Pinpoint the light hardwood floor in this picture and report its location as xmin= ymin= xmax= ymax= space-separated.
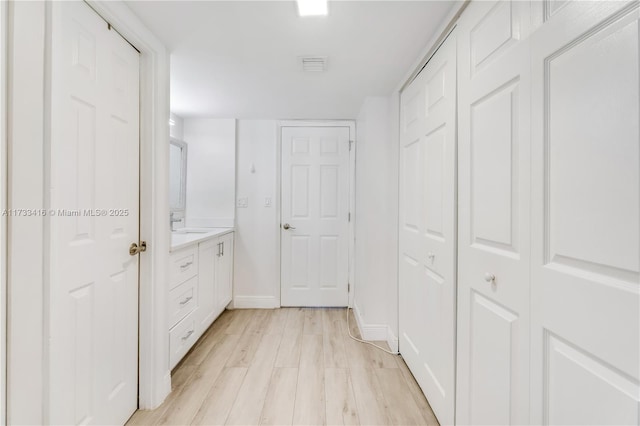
xmin=128 ymin=308 xmax=439 ymax=426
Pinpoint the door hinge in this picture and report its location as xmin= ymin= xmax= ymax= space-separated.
xmin=349 ymin=140 xmax=354 ymax=151
xmin=348 ymin=212 xmax=351 ymax=222
xmin=348 ymin=282 xmax=351 ymax=292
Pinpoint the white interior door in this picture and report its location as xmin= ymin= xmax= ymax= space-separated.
xmin=398 ymin=31 xmax=457 ymax=425
xmin=49 ymin=2 xmax=140 ymax=424
xmin=281 ymin=126 xmax=350 ymax=307
xmin=530 ymin=2 xmax=640 ymax=424
xmin=455 ymin=1 xmax=532 ymax=424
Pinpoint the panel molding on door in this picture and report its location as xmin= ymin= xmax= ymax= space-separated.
xmin=49 ymin=2 xmax=140 ymax=424
xmin=530 ymin=1 xmax=640 ymax=424
xmin=399 ymin=30 xmax=457 ymax=426
xmin=456 ymin=1 xmax=532 ymax=424
xmin=281 ymin=126 xmax=350 ymax=307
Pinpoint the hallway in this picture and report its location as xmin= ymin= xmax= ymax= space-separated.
xmin=128 ymin=308 xmax=439 ymax=425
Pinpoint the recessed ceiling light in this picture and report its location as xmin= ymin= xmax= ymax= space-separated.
xmin=296 ymin=0 xmax=328 ymax=16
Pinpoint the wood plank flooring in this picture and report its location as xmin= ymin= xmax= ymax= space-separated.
xmin=127 ymin=308 xmax=439 ymax=426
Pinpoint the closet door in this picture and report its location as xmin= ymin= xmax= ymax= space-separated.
xmin=530 ymin=2 xmax=640 ymax=424
xmin=49 ymin=2 xmax=140 ymax=424
xmin=399 ymin=31 xmax=457 ymax=425
xmin=456 ymin=1 xmax=532 ymax=424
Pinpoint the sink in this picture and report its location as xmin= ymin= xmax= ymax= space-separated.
xmin=173 ymin=228 xmax=213 ymax=234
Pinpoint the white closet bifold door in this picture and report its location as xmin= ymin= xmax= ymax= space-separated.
xmin=530 ymin=1 xmax=640 ymax=424
xmin=399 ymin=29 xmax=457 ymax=426
xmin=455 ymin=1 xmax=533 ymax=424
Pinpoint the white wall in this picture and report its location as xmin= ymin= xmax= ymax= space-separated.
xmin=231 ymin=113 xmax=400 ymax=332
xmin=387 ymin=91 xmax=400 ymax=344
xmin=353 ymin=96 xmax=399 ymax=350
xmin=183 ymin=118 xmax=236 ymax=228
xmin=231 ymin=112 xmax=400 ymax=351
xmin=233 ymin=120 xmax=280 ymax=308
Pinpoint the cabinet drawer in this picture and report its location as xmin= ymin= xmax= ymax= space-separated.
xmin=169 ymin=276 xmax=198 ymax=328
xmin=170 ymin=246 xmax=198 ymax=290
xmin=169 ymin=312 xmax=198 ymax=369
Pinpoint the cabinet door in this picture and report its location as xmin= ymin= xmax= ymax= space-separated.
xmin=456 ymin=1 xmax=533 ymax=424
xmin=217 ymin=233 xmax=234 ymax=311
xmin=198 ymin=239 xmax=217 ymax=331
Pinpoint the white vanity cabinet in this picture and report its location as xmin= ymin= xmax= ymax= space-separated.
xmin=197 ymin=232 xmax=234 ymax=332
xmin=168 ymin=245 xmax=200 ymax=368
xmin=197 ymin=239 xmax=218 ymax=332
xmin=216 ymin=232 xmax=234 ymax=313
xmin=169 ymin=230 xmax=234 ymax=369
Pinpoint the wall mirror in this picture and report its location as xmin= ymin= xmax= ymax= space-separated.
xmin=169 ymin=138 xmax=188 ymax=214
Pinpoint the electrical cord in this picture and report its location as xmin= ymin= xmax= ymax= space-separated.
xmin=345 ymin=306 xmax=399 ymax=356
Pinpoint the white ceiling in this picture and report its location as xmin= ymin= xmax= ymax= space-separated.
xmin=126 ymin=1 xmax=458 ymax=119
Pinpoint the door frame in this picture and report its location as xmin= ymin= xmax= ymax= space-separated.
xmin=277 ymin=120 xmax=356 ymax=308
xmin=5 ymin=1 xmax=171 ymax=423
xmin=0 ymin=1 xmax=7 ymax=423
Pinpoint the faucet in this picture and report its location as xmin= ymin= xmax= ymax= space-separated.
xmin=169 ymin=212 xmax=182 ymax=232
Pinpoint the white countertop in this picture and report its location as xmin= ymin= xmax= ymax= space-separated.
xmin=170 ymin=227 xmax=234 ymax=252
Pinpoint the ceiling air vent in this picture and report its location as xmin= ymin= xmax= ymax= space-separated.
xmin=300 ymin=56 xmax=327 ymax=72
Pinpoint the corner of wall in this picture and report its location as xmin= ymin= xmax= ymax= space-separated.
xmin=353 ymin=302 xmax=390 ymax=342
xmin=353 ymin=96 xmax=399 ymax=343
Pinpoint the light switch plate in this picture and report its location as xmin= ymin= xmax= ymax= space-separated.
xmin=264 ymin=197 xmax=272 ymax=207
xmin=237 ymin=197 xmax=248 ymax=208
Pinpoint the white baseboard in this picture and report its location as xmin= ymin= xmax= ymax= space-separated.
xmin=232 ymin=296 xmax=279 ymax=309
xmin=387 ymin=327 xmax=399 ymax=353
xmin=352 ymin=303 xmax=389 ymax=341
xmin=142 ymin=371 xmax=171 ymax=410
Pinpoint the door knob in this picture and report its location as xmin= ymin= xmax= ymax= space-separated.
xmin=484 ymin=273 xmax=496 ymax=283
xmin=129 ymin=241 xmax=147 ymax=256
xmin=283 ymin=223 xmax=296 ymax=230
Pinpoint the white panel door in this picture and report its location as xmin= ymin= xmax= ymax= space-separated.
xmin=281 ymin=126 xmax=350 ymax=307
xmin=456 ymin=1 xmax=533 ymax=424
xmin=399 ymin=32 xmax=456 ymax=425
xmin=530 ymin=2 xmax=640 ymax=424
xmin=49 ymin=2 xmax=139 ymax=424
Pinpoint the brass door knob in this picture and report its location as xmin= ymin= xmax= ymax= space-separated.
xmin=129 ymin=241 xmax=147 ymax=256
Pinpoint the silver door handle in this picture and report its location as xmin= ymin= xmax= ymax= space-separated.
xmin=283 ymin=223 xmax=296 ymax=230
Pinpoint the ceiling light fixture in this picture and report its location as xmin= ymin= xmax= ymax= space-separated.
xmin=296 ymin=0 xmax=328 ymax=16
